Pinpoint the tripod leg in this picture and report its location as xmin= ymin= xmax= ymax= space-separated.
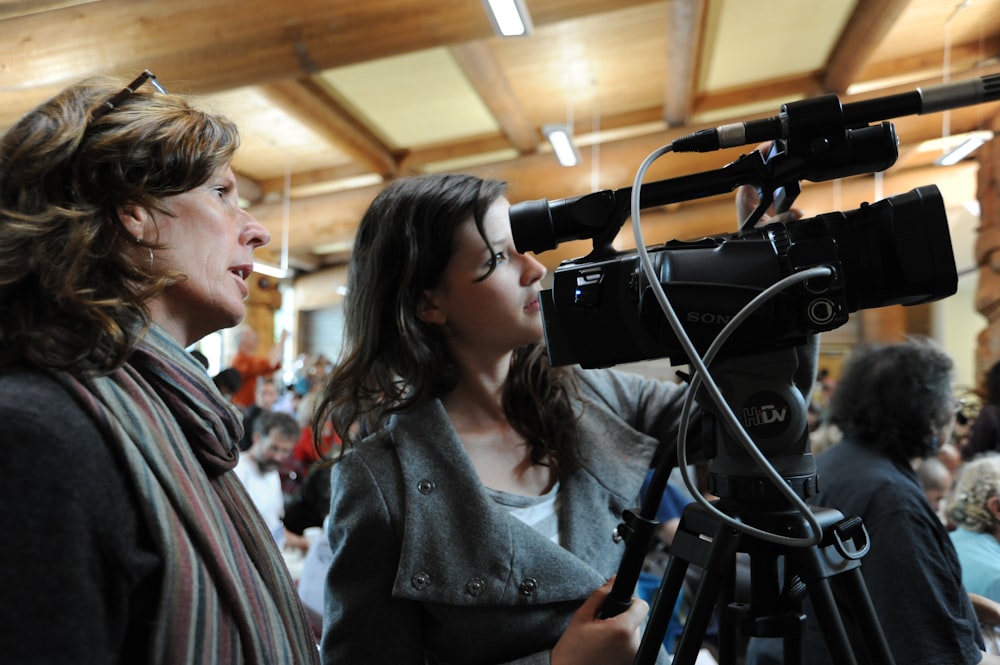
xmin=789 ymin=524 xmax=896 ymax=665
xmin=722 ymin=551 xmax=800 ymax=665
xmin=635 ymin=552 xmax=690 ymax=664
xmin=672 ymin=522 xmax=741 ymax=665
xmin=716 ymin=555 xmax=738 ymax=664
xmin=839 ymin=567 xmax=894 ymax=663
xmin=799 ymin=574 xmax=859 ymax=665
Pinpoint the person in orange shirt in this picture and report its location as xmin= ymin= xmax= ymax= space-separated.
xmin=231 ymin=325 xmax=287 ymax=410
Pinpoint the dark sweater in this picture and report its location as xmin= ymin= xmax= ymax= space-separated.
xmin=748 ymin=438 xmax=983 ymax=665
xmin=0 ymin=371 xmax=162 ymax=664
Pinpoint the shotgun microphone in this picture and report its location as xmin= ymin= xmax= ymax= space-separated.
xmin=673 ymin=74 xmax=1000 ymax=153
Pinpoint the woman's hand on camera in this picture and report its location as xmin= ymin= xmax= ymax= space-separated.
xmin=551 ymin=577 xmax=648 ymax=665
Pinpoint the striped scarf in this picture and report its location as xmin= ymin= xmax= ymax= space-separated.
xmin=59 ymin=326 xmax=319 ymax=665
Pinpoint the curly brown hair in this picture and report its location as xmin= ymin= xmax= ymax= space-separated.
xmin=0 ymin=74 xmax=240 ymax=375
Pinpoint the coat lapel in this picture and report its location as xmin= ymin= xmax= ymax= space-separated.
xmin=389 ymin=400 xmax=602 ymax=606
xmin=388 ymin=395 xmax=657 ymax=607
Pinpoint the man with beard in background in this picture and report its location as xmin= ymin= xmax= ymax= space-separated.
xmin=235 ymin=410 xmax=301 ymax=547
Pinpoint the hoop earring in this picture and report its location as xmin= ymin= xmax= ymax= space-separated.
xmin=135 ymin=235 xmax=153 ymax=268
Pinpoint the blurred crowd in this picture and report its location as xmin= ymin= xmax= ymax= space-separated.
xmin=201 ymin=327 xmax=340 ymax=631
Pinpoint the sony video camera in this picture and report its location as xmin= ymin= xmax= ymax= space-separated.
xmin=512 ymin=182 xmax=956 ymax=369
xmin=510 ymin=92 xmax=963 ymax=369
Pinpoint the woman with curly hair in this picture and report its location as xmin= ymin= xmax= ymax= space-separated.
xmin=0 ymin=72 xmax=318 ymax=664
xmin=749 ymin=337 xmax=996 ymax=665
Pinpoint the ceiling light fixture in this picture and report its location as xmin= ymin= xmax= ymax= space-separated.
xmin=482 ymin=0 xmax=533 ymax=37
xmin=543 ymin=124 xmax=580 ymax=167
xmin=935 ymin=132 xmax=993 ymax=166
xmin=253 ymin=261 xmax=291 ymax=279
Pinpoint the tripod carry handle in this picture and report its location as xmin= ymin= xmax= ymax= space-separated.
xmin=832 ymin=515 xmax=870 ymax=560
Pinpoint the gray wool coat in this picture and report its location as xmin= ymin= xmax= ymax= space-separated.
xmin=319 ymin=367 xmax=686 ymax=665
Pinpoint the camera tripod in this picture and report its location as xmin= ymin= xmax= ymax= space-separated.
xmin=597 ymin=347 xmax=896 ymax=665
xmin=632 ymin=495 xmax=895 ymax=665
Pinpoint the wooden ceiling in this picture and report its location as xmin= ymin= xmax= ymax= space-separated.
xmin=3 ymin=0 xmax=1000 ymax=275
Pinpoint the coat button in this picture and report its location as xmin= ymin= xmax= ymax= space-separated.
xmin=417 ymin=479 xmax=435 ymax=495
xmin=411 ymin=572 xmax=431 ymax=590
xmin=519 ymin=577 xmax=538 ymax=596
xmin=466 ymin=577 xmax=486 ymax=596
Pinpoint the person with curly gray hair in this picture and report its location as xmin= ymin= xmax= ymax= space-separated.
xmin=748 ymin=337 xmax=997 ymax=665
xmin=949 ymin=454 xmax=1000 ymax=602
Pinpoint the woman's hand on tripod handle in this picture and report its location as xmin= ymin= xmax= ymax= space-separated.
xmin=550 ymin=577 xmax=648 ymax=665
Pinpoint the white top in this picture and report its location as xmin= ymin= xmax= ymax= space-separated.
xmin=487 ymin=481 xmax=561 ymax=545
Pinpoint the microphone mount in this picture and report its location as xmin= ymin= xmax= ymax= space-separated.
xmin=673 ymin=74 xmax=1000 ymax=153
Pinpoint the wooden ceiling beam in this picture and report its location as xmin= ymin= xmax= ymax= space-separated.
xmin=857 ymin=38 xmax=1000 ymax=85
xmin=257 ymin=163 xmax=384 ymax=200
xmin=267 ymin=59 xmax=1000 ymax=223
xmin=693 ymin=73 xmax=825 ymax=115
xmin=450 ymin=42 xmax=540 ymax=154
xmin=823 ymin=0 xmax=913 ymax=94
xmin=663 ymin=0 xmax=705 ymax=127
xmin=402 ymin=107 xmax=671 ymax=172
xmin=250 ymin=96 xmax=998 ymax=267
xmin=400 ymin=132 xmax=514 ymax=171
xmin=260 ymin=77 xmax=399 ymax=178
xmin=0 ymin=0 xmax=98 ymax=20
xmin=0 ymin=0 xmax=653 ymax=130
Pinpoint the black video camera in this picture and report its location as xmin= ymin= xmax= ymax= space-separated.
xmin=509 ymin=92 xmax=961 ymax=369
xmin=512 ymin=184 xmax=957 ymax=368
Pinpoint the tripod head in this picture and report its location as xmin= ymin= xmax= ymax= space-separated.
xmin=695 ymin=345 xmax=816 ymax=507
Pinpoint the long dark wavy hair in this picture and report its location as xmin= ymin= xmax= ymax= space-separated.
xmin=0 ymin=74 xmax=240 ymax=375
xmin=830 ymin=336 xmax=955 ymax=461
xmin=313 ymin=173 xmax=581 ymax=472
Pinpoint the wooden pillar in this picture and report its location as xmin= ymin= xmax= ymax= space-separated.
xmin=975 ymin=114 xmax=1000 ymax=394
xmin=858 ymin=305 xmax=907 ymax=343
xmin=244 ymin=272 xmax=283 ymax=354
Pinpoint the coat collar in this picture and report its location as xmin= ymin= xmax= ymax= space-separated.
xmin=386 ymin=397 xmax=655 ymax=607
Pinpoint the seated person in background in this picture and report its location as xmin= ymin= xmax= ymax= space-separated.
xmin=234 ymin=410 xmax=305 ymax=549
xmin=948 ymin=454 xmax=1000 ymax=602
xmin=956 ymin=406 xmax=974 ymax=453
xmin=918 ymin=455 xmax=955 ymax=525
xmin=240 ymin=376 xmax=280 ymax=451
xmin=213 ymin=367 xmax=243 ymax=402
xmin=189 ymin=348 xmax=210 ymax=371
xmin=948 ymin=454 xmax=1000 ymax=652
xmin=747 ymin=337 xmax=997 ymax=665
xmin=964 ymin=361 xmax=1000 ymax=462
xmin=284 ymin=462 xmax=333 ymax=538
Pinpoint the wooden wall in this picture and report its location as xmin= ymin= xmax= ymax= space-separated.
xmin=975 ymin=114 xmax=1000 ymax=394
